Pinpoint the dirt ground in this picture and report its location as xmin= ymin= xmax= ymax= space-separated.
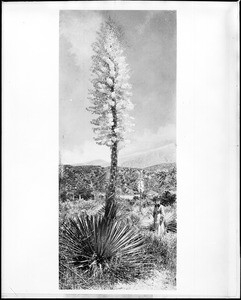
xmin=114 ymin=269 xmax=176 ymax=290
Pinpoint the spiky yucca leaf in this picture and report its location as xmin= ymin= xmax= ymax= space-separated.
xmin=60 ymin=212 xmax=146 ymax=278
xmin=164 ymin=212 xmax=177 ymax=233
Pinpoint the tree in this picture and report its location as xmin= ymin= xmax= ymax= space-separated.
xmin=87 ymin=17 xmax=134 ymax=218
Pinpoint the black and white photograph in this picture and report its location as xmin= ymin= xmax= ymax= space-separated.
xmin=2 ymin=2 xmax=239 ymax=298
xmin=59 ymin=10 xmax=177 ymax=290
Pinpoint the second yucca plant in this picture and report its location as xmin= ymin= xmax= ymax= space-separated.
xmin=164 ymin=211 xmax=177 ymax=233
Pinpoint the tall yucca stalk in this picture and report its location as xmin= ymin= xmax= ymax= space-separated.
xmin=87 ymin=17 xmax=134 ymax=219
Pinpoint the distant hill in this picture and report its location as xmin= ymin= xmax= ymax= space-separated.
xmin=145 ymin=162 xmax=176 ymax=172
xmin=59 ymin=161 xmax=176 ymax=202
xmin=72 ymin=159 xmax=110 ymax=168
xmin=119 ymin=143 xmax=176 ymax=169
xmin=68 ymin=143 xmax=176 ymax=169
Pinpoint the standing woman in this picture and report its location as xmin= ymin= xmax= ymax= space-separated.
xmin=153 ymin=198 xmax=166 ymax=237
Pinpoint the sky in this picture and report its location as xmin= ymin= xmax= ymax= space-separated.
xmin=59 ymin=10 xmax=176 ymax=164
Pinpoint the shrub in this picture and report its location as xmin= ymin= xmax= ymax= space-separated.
xmin=59 ymin=199 xmax=105 ymax=226
xmin=141 ymin=197 xmax=153 ymax=208
xmin=161 ymin=191 xmax=176 ymax=206
xmin=127 ymin=198 xmax=135 ymax=206
xmin=60 ymin=213 xmax=152 ymax=286
xmin=60 ymin=191 xmax=67 ymax=202
xmin=77 ymin=187 xmax=94 ymax=200
xmin=127 ymin=212 xmax=141 ymax=227
xmin=143 ymin=232 xmax=177 ymax=272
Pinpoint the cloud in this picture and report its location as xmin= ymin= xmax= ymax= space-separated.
xmin=60 ymin=11 xmax=103 ymax=67
xmin=120 ymin=123 xmax=176 ymax=158
xmin=61 ymin=140 xmax=110 ymax=165
xmin=61 ymin=124 xmax=176 ymax=164
xmin=59 ymin=11 xmax=176 ymax=165
xmin=136 ymin=11 xmax=155 ymax=35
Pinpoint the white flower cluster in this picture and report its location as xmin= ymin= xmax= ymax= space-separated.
xmin=87 ymin=19 xmax=135 ymax=148
xmin=106 ymin=77 xmax=114 ymax=86
xmin=107 ymin=99 xmax=115 ymax=106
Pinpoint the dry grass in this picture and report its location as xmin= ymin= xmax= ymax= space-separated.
xmin=59 ymin=196 xmax=176 ymax=290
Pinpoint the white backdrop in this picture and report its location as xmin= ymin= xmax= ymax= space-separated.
xmin=2 ymin=1 xmax=239 ymax=298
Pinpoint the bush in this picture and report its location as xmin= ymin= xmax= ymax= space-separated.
xmin=60 ymin=191 xmax=67 ymax=202
xmin=77 ymin=187 xmax=94 ymax=200
xmin=127 ymin=198 xmax=135 ymax=205
xmin=128 ymin=212 xmax=141 ymax=227
xmin=161 ymin=191 xmax=176 ymax=206
xmin=141 ymin=197 xmax=153 ymax=208
xmin=143 ymin=232 xmax=177 ymax=272
xmin=59 ymin=199 xmax=105 ymax=226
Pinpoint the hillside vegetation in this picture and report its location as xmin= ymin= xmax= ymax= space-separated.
xmin=59 ymin=163 xmax=176 ymax=202
xmin=59 ymin=163 xmax=177 ymax=290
